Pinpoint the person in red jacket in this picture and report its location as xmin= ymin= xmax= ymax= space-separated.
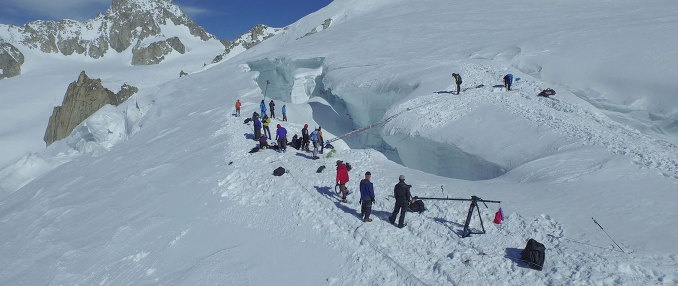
xmin=336 ymin=160 xmax=350 ymax=203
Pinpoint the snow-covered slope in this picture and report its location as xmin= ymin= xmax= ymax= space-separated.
xmin=1 ymin=0 xmax=677 ymax=285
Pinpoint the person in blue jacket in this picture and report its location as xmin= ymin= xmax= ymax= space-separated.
xmin=260 ymin=99 xmax=267 ymax=118
xmin=503 ymin=74 xmax=514 ymax=91
xmin=359 ymin=171 xmax=375 ymax=222
xmin=253 ymin=115 xmax=262 ymax=140
xmin=281 ymin=105 xmax=287 ymax=121
xmin=275 ymin=124 xmax=287 ymax=152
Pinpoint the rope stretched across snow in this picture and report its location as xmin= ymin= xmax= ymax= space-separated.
xmin=325 ymin=107 xmax=415 ymax=145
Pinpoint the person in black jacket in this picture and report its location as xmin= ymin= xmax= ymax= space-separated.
xmin=389 ymin=175 xmax=411 ymax=228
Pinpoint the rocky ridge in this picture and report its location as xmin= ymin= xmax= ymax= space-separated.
xmin=0 ymin=0 xmax=217 ymax=68
xmin=212 ymin=24 xmax=284 ymax=64
xmin=0 ymin=41 xmax=24 ymax=79
xmin=44 ymin=71 xmax=138 ymax=146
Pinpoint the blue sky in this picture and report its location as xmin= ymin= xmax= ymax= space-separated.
xmin=0 ymin=0 xmax=333 ymax=40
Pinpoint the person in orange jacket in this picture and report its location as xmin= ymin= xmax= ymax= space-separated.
xmin=235 ymin=99 xmax=241 ymax=117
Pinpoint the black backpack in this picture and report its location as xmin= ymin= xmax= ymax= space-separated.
xmin=538 ymin=88 xmax=556 ymax=97
xmin=273 ymin=167 xmax=286 ymax=176
xmin=346 ymin=162 xmax=352 ymax=171
xmin=409 ymin=200 xmax=425 ymax=213
xmin=521 ymin=239 xmax=545 ymax=270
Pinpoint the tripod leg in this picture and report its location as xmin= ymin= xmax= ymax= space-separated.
xmin=476 ymin=203 xmax=486 ymax=234
xmin=462 ymin=200 xmax=477 ymax=237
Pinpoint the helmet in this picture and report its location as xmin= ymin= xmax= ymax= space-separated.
xmin=277 ymin=124 xmax=281 ymax=128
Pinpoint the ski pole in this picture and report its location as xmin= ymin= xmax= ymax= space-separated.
xmin=263 ymin=80 xmax=270 ymax=100
xmin=592 ymin=217 xmax=625 ymax=253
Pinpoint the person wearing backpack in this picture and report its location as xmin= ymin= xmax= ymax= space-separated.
xmin=359 ymin=171 xmax=375 ymax=222
xmin=389 ymin=175 xmax=412 ymax=228
xmin=262 ymin=115 xmax=272 ymax=139
xmin=235 ymin=99 xmax=241 ymax=117
xmin=452 ymin=73 xmax=462 ymax=95
xmin=503 ymin=74 xmax=514 ymax=91
xmin=336 ymin=160 xmax=350 ymax=203
xmin=253 ymin=114 xmax=262 ymax=140
xmin=269 ymin=100 xmax=276 ymax=119
xmin=275 ymin=124 xmax=287 ymax=152
xmin=310 ymin=128 xmax=320 ymax=159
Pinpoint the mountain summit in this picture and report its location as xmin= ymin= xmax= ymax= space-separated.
xmin=0 ymin=0 xmax=218 ymax=66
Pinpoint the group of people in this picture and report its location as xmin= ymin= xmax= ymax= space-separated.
xmin=243 ymin=99 xmax=327 ymax=158
xmin=251 ymin=111 xmax=288 ymax=152
xmin=338 ymin=160 xmax=415 ymax=228
xmin=450 ymin=72 xmax=515 ymax=94
xmin=300 ymin=124 xmax=325 ymax=159
xmin=235 ymin=99 xmax=287 ymax=121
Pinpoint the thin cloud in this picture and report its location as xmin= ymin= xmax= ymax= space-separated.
xmin=3 ymin=0 xmax=109 ymax=21
xmin=176 ymin=4 xmax=213 ymax=19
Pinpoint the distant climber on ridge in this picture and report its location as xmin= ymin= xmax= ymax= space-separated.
xmin=452 ymin=73 xmax=462 ymax=95
xmin=503 ymin=74 xmax=513 ymax=91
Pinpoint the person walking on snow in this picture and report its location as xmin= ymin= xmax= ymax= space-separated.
xmin=260 ymin=99 xmax=267 ymax=118
xmin=281 ymin=105 xmax=287 ymax=121
xmin=503 ymin=74 xmax=514 ymax=91
xmin=253 ymin=114 xmax=262 ymax=140
xmin=389 ymin=175 xmax=412 ymax=228
xmin=235 ymin=99 xmax=241 ymax=117
xmin=275 ymin=124 xmax=287 ymax=152
xmin=336 ymin=160 xmax=350 ymax=203
xmin=452 ymin=73 xmax=462 ymax=95
xmin=262 ymin=115 xmax=272 ymax=139
xmin=310 ymin=128 xmax=320 ymax=159
xmin=269 ymin=100 xmax=276 ymax=119
xmin=359 ymin=171 xmax=375 ymax=222
xmin=301 ymin=124 xmax=310 ymax=152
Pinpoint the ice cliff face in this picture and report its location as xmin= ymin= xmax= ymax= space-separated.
xmin=0 ymin=0 xmax=217 ymax=67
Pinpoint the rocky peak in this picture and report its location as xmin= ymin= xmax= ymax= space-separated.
xmin=44 ymin=71 xmax=138 ymax=146
xmin=212 ymin=24 xmax=284 ymax=63
xmin=0 ymin=42 xmax=24 ymax=79
xmin=0 ymin=0 xmax=216 ymax=70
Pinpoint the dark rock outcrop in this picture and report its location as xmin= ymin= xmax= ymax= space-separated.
xmin=44 ymin=71 xmax=138 ymax=146
xmin=0 ymin=43 xmax=25 ymax=79
xmin=132 ymin=36 xmax=185 ymax=65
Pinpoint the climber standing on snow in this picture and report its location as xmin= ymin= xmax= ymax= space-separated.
xmin=253 ymin=114 xmax=262 ymax=140
xmin=336 ymin=160 xmax=350 ymax=203
xmin=503 ymin=74 xmax=514 ymax=91
xmin=452 ymin=73 xmax=462 ymax=95
xmin=359 ymin=171 xmax=375 ymax=222
xmin=235 ymin=99 xmax=241 ymax=117
xmin=260 ymin=99 xmax=267 ymax=118
xmin=262 ymin=115 xmax=272 ymax=139
xmin=301 ymin=124 xmax=310 ymax=152
xmin=389 ymin=175 xmax=412 ymax=228
xmin=281 ymin=105 xmax=287 ymax=121
xmin=310 ymin=128 xmax=320 ymax=159
xmin=269 ymin=100 xmax=276 ymax=119
xmin=275 ymin=124 xmax=287 ymax=152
